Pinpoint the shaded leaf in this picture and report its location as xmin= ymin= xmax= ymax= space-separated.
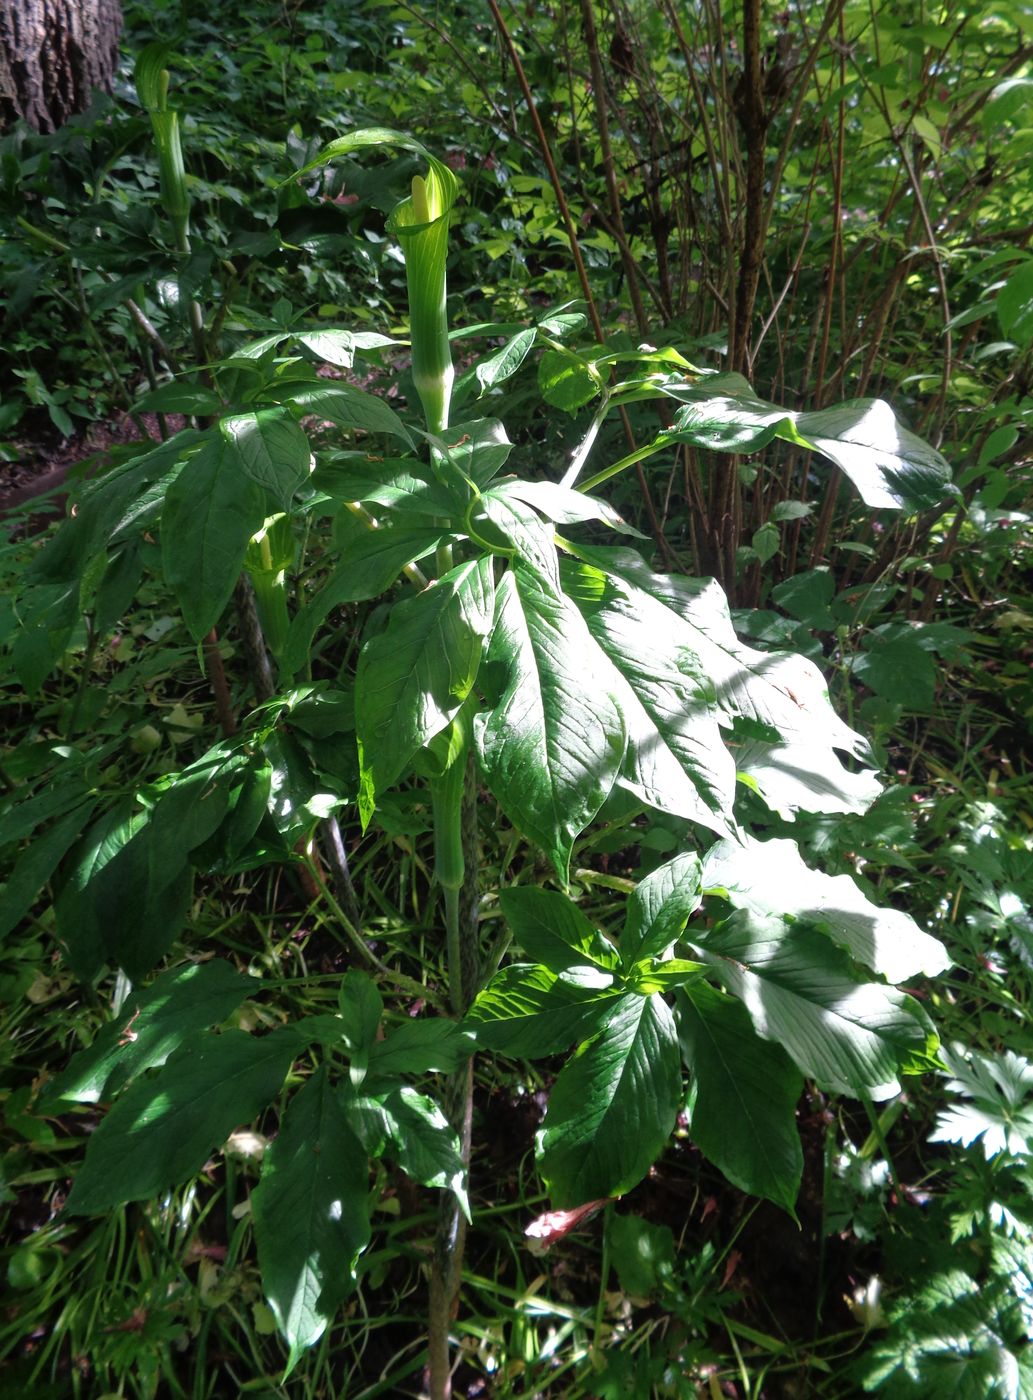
xmin=538 ymin=993 xmax=681 ymax=1207
xmin=253 ymin=1067 xmax=371 ymax=1368
xmin=65 ymin=1029 xmax=297 ymax=1214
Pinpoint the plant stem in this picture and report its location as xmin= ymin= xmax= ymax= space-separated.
xmin=202 ymin=629 xmax=237 ymax=737
xmin=427 ymin=750 xmax=480 ymax=1400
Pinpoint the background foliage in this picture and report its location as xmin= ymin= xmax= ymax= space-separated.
xmin=1 ymin=0 xmax=1032 ymax=1396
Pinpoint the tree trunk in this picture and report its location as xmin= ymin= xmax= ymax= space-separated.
xmin=0 ymin=0 xmax=122 ymax=134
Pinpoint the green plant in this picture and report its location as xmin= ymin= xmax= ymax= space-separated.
xmin=2 ymin=121 xmax=961 ymax=1399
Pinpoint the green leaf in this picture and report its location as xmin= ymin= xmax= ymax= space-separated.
xmin=65 ymin=1029 xmax=297 ymax=1214
xmin=538 ymin=993 xmax=681 ymax=1207
xmin=253 ymin=1066 xmax=371 ymax=1369
xmin=54 ymin=803 xmax=193 ymax=982
xmin=281 ymin=517 xmax=445 ymax=679
xmin=733 ymin=735 xmax=883 ymax=821
xmin=435 ymin=418 xmax=513 ymax=487
xmin=458 ymin=326 xmax=536 ymax=399
xmin=0 ymin=804 xmax=96 ymax=944
xmin=607 ymin=1213 xmax=676 ymax=1300
xmin=356 ymin=557 xmax=494 ymax=820
xmin=499 ymin=886 xmax=618 ymax=972
xmin=996 ymin=260 xmax=1033 ymax=347
xmin=678 ymin=983 xmax=803 ymax=1213
xmin=692 ymin=911 xmax=938 ymax=1100
xmin=220 ymin=409 xmax=312 ymax=511
xmin=296 ymin=329 xmax=397 ymax=366
xmin=703 ymin=835 xmax=949 ymax=981
xmin=367 ymin=1018 xmax=473 ymax=1076
xmin=284 ymin=383 xmax=413 ymax=446
xmin=465 ymin=963 xmax=621 ymax=1057
xmin=338 ymin=970 xmax=383 ymax=1083
xmin=473 ymin=489 xmax=561 ymax=588
xmin=538 ymin=349 xmax=601 ymax=412
xmin=623 ymin=853 xmax=702 ymax=964
xmin=654 ymin=373 xmax=954 ymax=511
xmin=360 ymin=1085 xmax=469 ymax=1217
xmin=571 ymin=545 xmax=869 ymax=762
xmin=39 ymin=960 xmax=259 ymax=1106
xmin=134 ymin=381 xmax=223 ymax=416
xmin=312 ymin=455 xmax=458 ymax=518
xmin=162 ymin=436 xmax=268 ymax=641
xmin=486 ymin=479 xmax=641 ymax=534
xmin=475 ymin=566 xmax=627 ymax=882
xmin=0 ymin=778 xmax=92 ymax=846
xmin=562 ymin=558 xmax=736 ymax=833
xmin=861 ymin=1269 xmax=1033 ymax=1398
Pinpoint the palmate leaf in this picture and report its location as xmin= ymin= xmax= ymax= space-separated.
xmin=861 ymin=1268 xmax=1033 ymax=1398
xmin=930 ymin=1043 xmax=1033 ymax=1159
xmin=691 ymin=911 xmax=938 ymax=1100
xmin=474 ymin=565 xmax=627 ymax=882
xmin=252 ymin=1066 xmax=371 ymax=1370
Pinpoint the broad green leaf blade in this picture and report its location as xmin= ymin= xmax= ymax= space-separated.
xmin=678 ymin=983 xmax=803 ymax=1213
xmin=703 ymin=835 xmax=950 ymax=982
xmin=499 ymin=886 xmax=618 ymax=972
xmin=474 ymin=489 xmax=561 ymax=589
xmin=474 ymin=566 xmax=627 ymax=882
xmin=220 ymin=409 xmax=312 ymax=511
xmin=39 ymin=961 xmax=259 ymax=1106
xmin=338 ymin=969 xmax=382 ymax=1084
xmin=571 ymin=546 xmax=870 ymax=761
xmin=281 ymin=517 xmax=445 ymax=679
xmin=367 ymin=1019 xmax=473 ymax=1076
xmin=734 ymin=736 xmax=882 ymax=821
xmin=434 ymin=418 xmax=513 ymax=487
xmin=366 ymin=1085 xmax=469 ymax=1217
xmin=28 ymin=427 xmax=205 ymax=589
xmin=691 ymin=912 xmax=938 ymax=1100
xmin=0 ymin=803 xmax=95 ymax=944
xmin=252 ymin=1066 xmax=371 ymax=1368
xmin=284 ymin=383 xmax=413 ymax=446
xmin=795 ymin=399 xmax=955 ymax=512
xmin=653 ymin=373 xmax=954 ymax=511
xmin=0 ymin=778 xmax=92 ymax=846
xmin=538 ymin=993 xmax=681 ymax=1207
xmin=65 ymin=1029 xmax=297 ymax=1215
xmin=489 ymin=479 xmax=642 ymax=535
xmin=465 ymin=963 xmax=621 ymax=1058
xmin=296 ymin=329 xmax=398 ymax=365
xmin=623 ymin=853 xmax=702 ymax=964
xmin=54 ymin=802 xmax=193 ymax=982
xmin=356 ymin=557 xmax=494 ymax=818
xmin=162 ymin=436 xmax=268 ymax=641
xmin=311 ymin=455 xmax=458 ymax=517
xmin=562 ymin=558 xmax=736 ymax=834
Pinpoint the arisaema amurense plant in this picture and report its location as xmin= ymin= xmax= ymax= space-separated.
xmin=13 ymin=128 xmax=957 ymax=1398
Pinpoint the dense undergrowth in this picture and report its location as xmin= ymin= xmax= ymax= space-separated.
xmin=1 ymin=1 xmax=1032 ymax=1397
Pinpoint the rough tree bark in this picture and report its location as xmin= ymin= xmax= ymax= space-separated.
xmin=0 ymin=0 xmax=122 ymax=134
